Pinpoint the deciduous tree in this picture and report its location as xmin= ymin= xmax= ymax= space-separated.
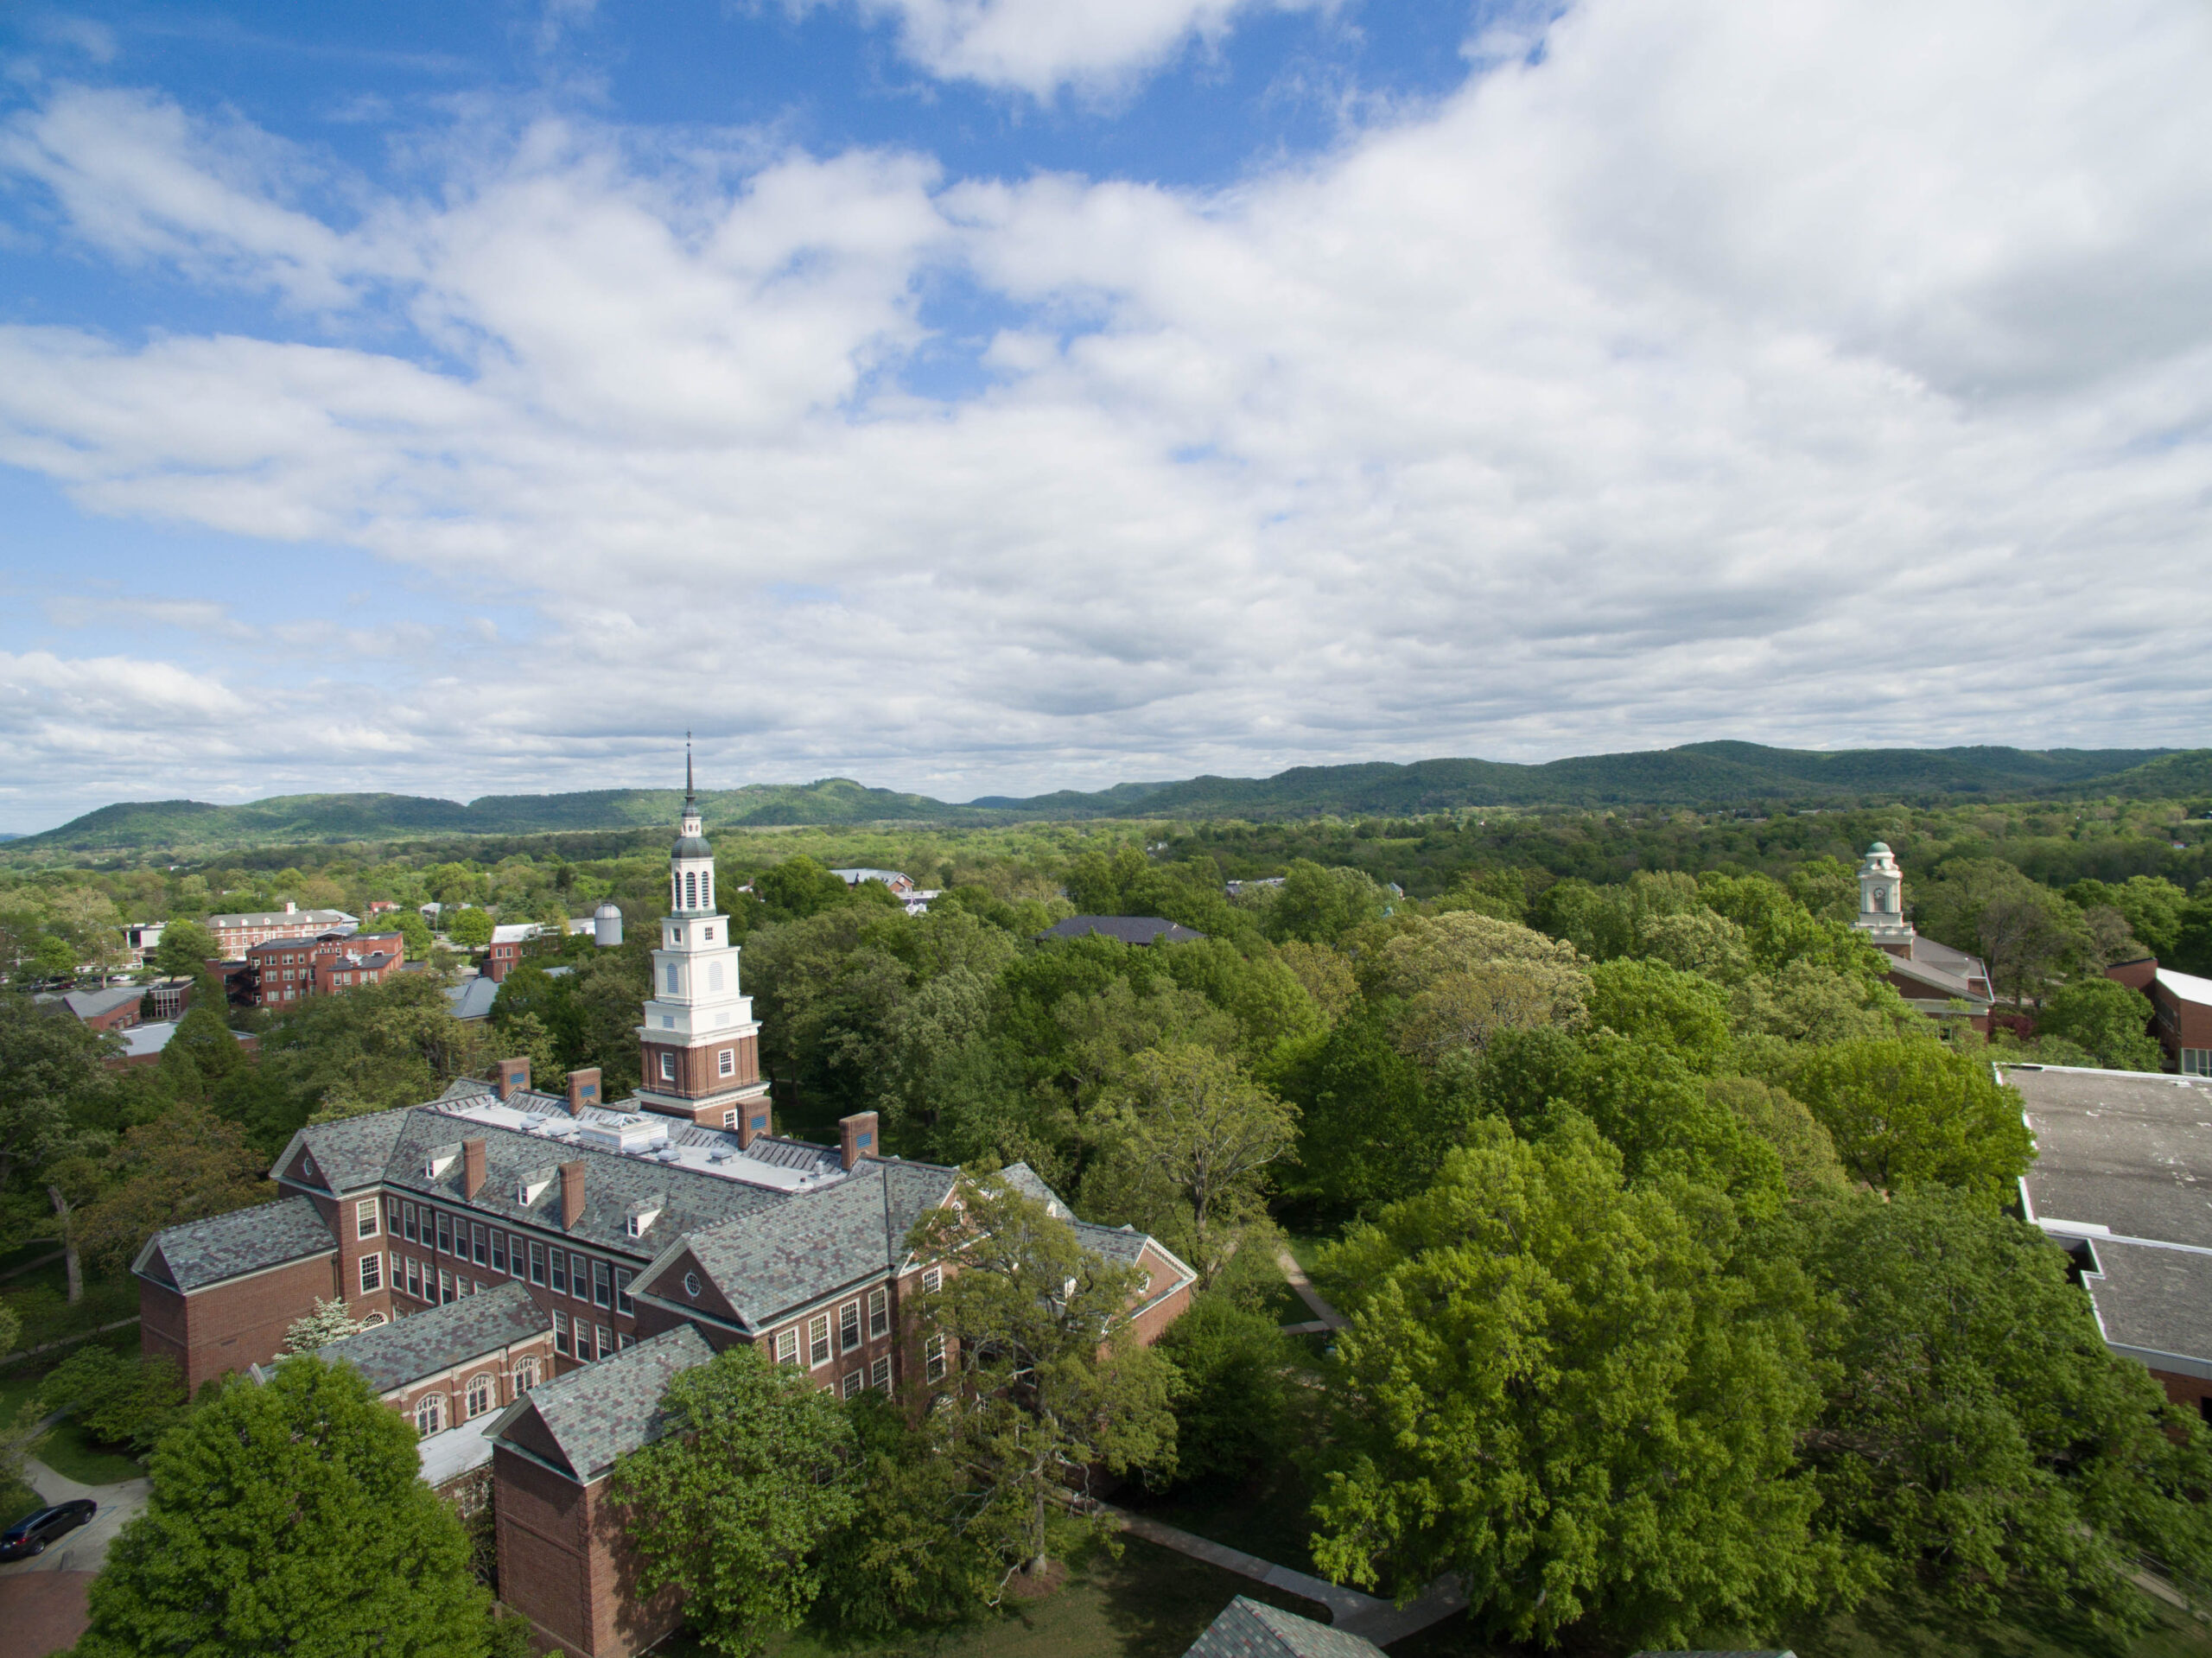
xmin=2033 ymin=978 xmax=2163 ymax=1071
xmin=1783 ymin=1039 xmax=2035 ymax=1204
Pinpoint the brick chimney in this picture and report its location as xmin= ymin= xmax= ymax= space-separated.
xmin=495 ymin=1057 xmax=530 ymax=1102
xmin=838 ymin=1111 xmax=879 ymax=1172
xmin=736 ymin=1103 xmax=771 ymax=1151
xmin=560 ymin=1160 xmax=587 ymax=1229
xmin=462 ymin=1137 xmax=486 ymax=1200
xmin=566 ymin=1067 xmax=601 ymax=1115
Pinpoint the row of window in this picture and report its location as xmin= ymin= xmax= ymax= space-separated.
xmin=385 ymin=1199 xmax=633 ymax=1313
xmin=387 ymin=1253 xmax=636 ymax=1367
xmin=412 ymin=1360 xmax=541 ymax=1438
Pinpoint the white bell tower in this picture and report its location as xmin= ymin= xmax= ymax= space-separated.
xmin=632 ymin=737 xmax=773 ymax=1136
xmin=1853 ymin=841 xmax=1916 ymax=953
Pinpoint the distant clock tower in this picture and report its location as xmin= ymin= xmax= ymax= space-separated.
xmin=1853 ymin=840 xmax=1916 ymax=955
xmin=632 ymin=740 xmax=773 ymax=1139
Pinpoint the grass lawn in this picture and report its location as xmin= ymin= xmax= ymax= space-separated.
xmin=670 ymin=1531 xmax=1329 ymax=1658
xmin=1389 ymin=1580 xmax=2212 ymax=1658
xmin=0 ymin=1324 xmax=149 ymax=1488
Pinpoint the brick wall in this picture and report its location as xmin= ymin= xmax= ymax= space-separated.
xmin=637 ymin=1034 xmax=760 ymax=1100
xmin=493 ymin=1447 xmax=685 ymax=1658
xmin=142 ymin=1252 xmax=340 ymax=1392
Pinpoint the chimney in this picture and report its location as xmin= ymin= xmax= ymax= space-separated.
xmin=736 ymin=1103 xmax=771 ymax=1151
xmin=561 ymin=1160 xmax=587 ymax=1230
xmin=283 ymin=900 xmax=296 ymax=914
xmin=495 ymin=1057 xmax=531 ymax=1102
xmin=566 ymin=1067 xmax=601 ymax=1115
xmin=462 ymin=1138 xmax=486 ymax=1200
xmin=838 ymin=1111 xmax=879 ymax=1172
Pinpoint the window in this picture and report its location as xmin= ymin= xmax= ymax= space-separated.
xmin=355 ymin=1199 xmax=379 ymax=1240
xmin=361 ymin=1311 xmax=385 ymax=1327
xmin=868 ymin=1287 xmax=889 ymax=1339
xmin=808 ymin=1315 xmax=831 ymax=1368
xmin=722 ymin=1109 xmax=737 ymax=1128
xmin=598 ymin=1325 xmax=613 ymax=1360
xmin=415 ymin=1394 xmax=445 ymax=1436
xmin=490 ymin=1231 xmax=506 ymax=1274
xmin=925 ymin=1334 xmax=947 ymax=1383
xmin=439 ymin=1269 xmax=454 ymax=1305
xmin=530 ymin=1242 xmax=546 ymax=1286
xmin=842 ymin=1371 xmax=864 ymax=1400
xmin=921 ymin=1267 xmax=942 ymax=1293
xmin=683 ymin=1271 xmax=702 ymax=1299
xmin=2186 ymin=1049 xmax=2211 ymax=1077
xmin=359 ymin=1253 xmax=383 ymax=1294
xmin=775 ymin=1329 xmax=800 ymax=1365
xmin=704 ymin=924 xmax=715 ymax=942
xmin=435 ymin=1211 xmax=453 ymax=1255
xmin=594 ymin=1260 xmax=613 ymax=1307
xmin=550 ymin=1250 xmax=567 ymax=1295
xmin=467 ymin=1374 xmax=493 ymax=1419
xmin=403 ymin=1203 xmax=418 ymax=1243
xmin=717 ymin=1047 xmax=735 ymax=1077
xmin=511 ymin=1233 xmax=526 ymax=1276
xmin=472 ymin=1224 xmax=489 ymax=1267
xmin=615 ymin=1268 xmax=634 ymax=1315
xmin=515 ymin=1356 xmax=541 ymax=1391
xmin=664 ymin=963 xmax=680 ymax=994
xmin=871 ymin=1356 xmax=893 ymax=1393
xmin=839 ymin=1301 xmax=861 ymax=1353
xmin=554 ymin=1310 xmax=570 ymax=1356
xmin=620 ymin=1333 xmax=634 ymax=1350
xmin=406 ymin=1256 xmax=422 ymax=1299
xmin=658 ymin=1051 xmax=676 ymax=1082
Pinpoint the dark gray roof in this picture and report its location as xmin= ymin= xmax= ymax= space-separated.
xmin=280 ymin=1110 xmax=412 ymax=1194
xmin=1073 ymin=1219 xmax=1149 ymax=1264
xmin=2081 ymin=1237 xmax=2212 ymax=1369
xmin=2012 ymin=1067 xmax=2212 ymax=1249
xmin=1040 ymin=916 xmax=1206 ymax=945
xmin=1184 ymin=1597 xmax=1385 ymax=1658
xmin=135 ymin=1196 xmax=334 ymax=1292
xmin=497 ymin=1324 xmax=713 ymax=1483
xmin=445 ymin=978 xmax=499 ymax=1021
xmin=682 ymin=1159 xmax=958 ymax=1328
xmin=319 ymin=1281 xmax=550 ymax=1393
xmin=58 ymin=986 xmax=144 ymax=1020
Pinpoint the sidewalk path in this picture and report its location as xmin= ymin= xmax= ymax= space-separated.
xmin=1 ymin=1449 xmax=150 ymax=1580
xmin=1277 ymin=1249 xmax=1348 ymax=1331
xmin=1098 ymin=1501 xmax=1465 ymax=1646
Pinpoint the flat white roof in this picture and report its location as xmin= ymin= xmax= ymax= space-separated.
xmin=2156 ymin=968 xmax=2212 ymax=1007
xmin=435 ymin=1097 xmax=845 ymax=1195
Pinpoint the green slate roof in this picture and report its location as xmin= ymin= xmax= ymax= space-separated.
xmin=133 ymin=1195 xmax=336 ymax=1293
xmin=1183 ymin=1598 xmax=1386 ymax=1658
xmin=493 ymin=1324 xmax=713 ymax=1483
xmin=318 ymin=1280 xmax=550 ymax=1393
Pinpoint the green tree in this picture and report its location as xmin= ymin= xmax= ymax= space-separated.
xmin=258 ymin=974 xmax=490 ymax=1122
xmin=394 ymin=910 xmax=435 ymax=961
xmin=1916 ymin=859 xmax=2094 ymax=1001
xmin=1081 ymin=1044 xmax=1298 ymax=1289
xmin=1267 ymin=860 xmax=1388 ymax=945
xmin=1274 ymin=1003 xmax=1452 ymax=1216
xmin=753 ymin=855 xmax=855 ymax=923
xmin=35 ymin=1346 xmax=187 ymax=1455
xmin=2034 ymin=978 xmax=2164 ymax=1071
xmin=1798 ymin=1190 xmax=2212 ymax=1623
xmin=1586 ymin=956 xmax=1733 ymax=1072
xmin=610 ymin=1344 xmax=859 ymax=1658
xmin=906 ymin=1175 xmax=1179 ymax=1572
xmin=1704 ymin=1076 xmax=1848 ymax=1199
xmin=1358 ymin=912 xmax=1591 ymax=1066
xmin=150 ymin=918 xmax=219 ymax=978
xmin=1311 ymin=1117 xmax=1832 ymax=1648
xmin=77 ymin=1102 xmax=270 ymax=1274
xmin=817 ymin=1394 xmax=1001 ymax=1634
xmin=1784 ymin=1039 xmax=2036 ymax=1204
xmin=0 ymin=993 xmax=115 ymax=1191
xmin=446 ymin=906 xmax=495 ymax=948
xmin=1154 ymin=1296 xmax=1295 ymax=1490
xmin=75 ymin=1356 xmax=507 ymax=1658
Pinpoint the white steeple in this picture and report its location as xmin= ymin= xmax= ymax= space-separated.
xmin=1853 ymin=841 xmax=1916 ymax=950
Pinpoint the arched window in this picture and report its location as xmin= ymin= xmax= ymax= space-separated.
xmin=415 ymin=1394 xmax=445 ymax=1437
xmin=467 ymin=1374 xmax=494 ymax=1419
xmin=685 ymin=871 xmax=697 ymax=910
xmin=514 ymin=1356 xmax=541 ymax=1391
xmin=361 ymin=1312 xmax=387 ymax=1328
xmin=702 ymin=873 xmax=713 ymax=909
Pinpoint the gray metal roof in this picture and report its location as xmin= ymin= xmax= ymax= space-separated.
xmin=1040 ymin=916 xmax=1206 ymax=945
xmin=319 ymin=1280 xmax=550 ymax=1393
xmin=136 ymin=1196 xmax=334 ymax=1292
xmin=56 ymin=986 xmax=144 ymax=1020
xmin=445 ymin=978 xmax=500 ymax=1020
xmin=495 ymin=1324 xmax=714 ymax=1483
xmin=1184 ymin=1597 xmax=1386 ymax=1658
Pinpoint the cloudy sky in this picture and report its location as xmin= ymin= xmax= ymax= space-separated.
xmin=0 ymin=0 xmax=2208 ymax=831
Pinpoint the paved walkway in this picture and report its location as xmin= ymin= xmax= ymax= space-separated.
xmin=1276 ymin=1249 xmax=1348 ymax=1332
xmin=1100 ymin=1501 xmax=1465 ymax=1645
xmin=1 ymin=1450 xmax=151 ymax=1580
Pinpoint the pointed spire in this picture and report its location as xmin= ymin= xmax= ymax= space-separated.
xmin=684 ymin=730 xmax=696 ymax=811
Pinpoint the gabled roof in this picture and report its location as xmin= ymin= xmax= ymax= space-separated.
xmin=319 ymin=1280 xmax=550 ymax=1394
xmin=491 ymin=1324 xmax=713 ymax=1483
xmin=57 ymin=986 xmax=143 ymax=1020
xmin=1882 ymin=950 xmax=1986 ymax=1002
xmin=445 ymin=978 xmax=500 ymax=1020
xmin=2157 ymin=967 xmax=2212 ymax=1007
xmin=1041 ymin=916 xmax=1206 ymax=946
xmin=1184 ymin=1596 xmax=1386 ymax=1658
xmin=274 ymin=1111 xmax=413 ymax=1194
xmin=134 ymin=1196 xmax=334 ymax=1293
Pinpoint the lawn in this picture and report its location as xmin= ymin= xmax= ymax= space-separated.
xmin=686 ymin=1531 xmax=1331 ymax=1658
xmin=0 ymin=1324 xmax=149 ymax=1489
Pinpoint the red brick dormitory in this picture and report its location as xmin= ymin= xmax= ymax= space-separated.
xmin=132 ymin=752 xmax=1198 ymax=1658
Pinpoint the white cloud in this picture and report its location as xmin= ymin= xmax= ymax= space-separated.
xmin=2 ymin=0 xmax=2211 ymax=826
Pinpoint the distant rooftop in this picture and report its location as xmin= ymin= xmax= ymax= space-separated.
xmin=2012 ymin=1064 xmax=2212 ymax=1250
xmin=1040 ymin=916 xmax=1206 ymax=946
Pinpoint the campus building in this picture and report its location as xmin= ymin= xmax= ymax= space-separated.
xmin=245 ymin=931 xmax=406 ymax=1008
xmin=1852 ymin=842 xmax=1994 ymax=1034
xmin=207 ymin=903 xmax=359 ymax=956
xmin=134 ymin=758 xmax=1198 ymax=1658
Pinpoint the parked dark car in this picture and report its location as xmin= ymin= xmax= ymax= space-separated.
xmin=0 ymin=1500 xmax=97 ymax=1560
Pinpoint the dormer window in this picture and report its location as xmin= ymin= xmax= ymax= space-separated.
xmin=515 ymin=1167 xmax=556 ymax=1206
xmin=626 ymin=1204 xmax=662 ymax=1239
xmin=423 ymin=1143 xmax=461 ymax=1179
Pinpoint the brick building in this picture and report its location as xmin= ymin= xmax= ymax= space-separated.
xmin=1852 ymin=842 xmax=1994 ymax=1034
xmin=245 ymin=931 xmax=405 ymax=1008
xmin=43 ymin=984 xmax=148 ymax=1032
xmin=133 ymin=760 xmax=1198 ymax=1658
xmin=486 ymin=924 xmax=538 ymax=984
xmin=207 ymin=902 xmax=358 ymax=956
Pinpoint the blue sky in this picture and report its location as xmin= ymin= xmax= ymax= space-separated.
xmin=2 ymin=0 xmax=2209 ymax=831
